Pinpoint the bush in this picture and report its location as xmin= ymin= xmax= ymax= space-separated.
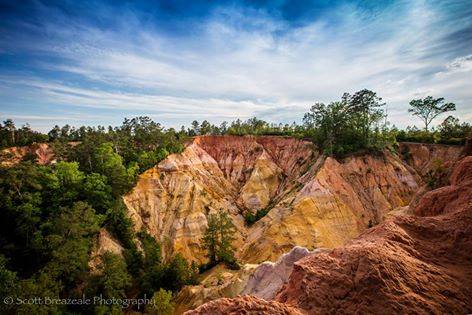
xmin=147 ymin=288 xmax=174 ymax=315
xmin=425 ymin=159 xmax=447 ymax=189
xmin=244 ymin=207 xmax=271 ymax=225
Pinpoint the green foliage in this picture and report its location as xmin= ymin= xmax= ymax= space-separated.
xmin=408 ymin=96 xmax=456 ymax=131
xmin=87 ymin=252 xmax=132 ymax=314
xmin=92 ymin=252 xmax=131 ymax=299
xmin=243 ymin=207 xmax=271 ymax=225
xmin=105 ymin=200 xmax=136 ymax=249
xmin=83 ymin=173 xmax=113 ymax=213
xmin=53 ymin=161 xmax=85 ymax=203
xmin=147 ymin=288 xmax=174 ymax=315
xmin=55 ymin=161 xmax=84 ymax=186
xmin=396 ymin=126 xmax=439 ymax=143
xmin=202 ymin=212 xmax=238 ymax=268
xmin=425 ymin=159 xmax=448 ymax=189
xmin=0 ymin=117 xmax=195 ymax=314
xmin=138 ymin=239 xmax=198 ymax=295
xmin=15 ymin=272 xmax=63 ymax=315
xmin=91 ymin=142 xmax=137 ymax=196
xmin=186 ymin=117 xmax=305 ymax=137
xmin=0 ymin=163 xmax=59 ymax=273
xmin=42 ymin=202 xmax=101 ymax=286
xmin=303 ymin=89 xmax=392 ymax=157
xmin=438 ymin=116 xmax=471 ymax=144
xmin=0 ymin=255 xmax=18 ymax=314
xmin=0 ymin=120 xmax=48 ymax=149
xmin=159 ymin=254 xmax=199 ymax=292
xmin=396 ymin=116 xmax=471 ymax=145
xmin=50 ymin=139 xmax=71 ymax=161
xmin=138 ymin=231 xmax=162 ymax=268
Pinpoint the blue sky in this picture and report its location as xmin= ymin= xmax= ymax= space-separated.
xmin=0 ymin=0 xmax=471 ymax=131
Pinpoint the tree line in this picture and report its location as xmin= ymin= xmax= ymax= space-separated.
xmin=2 ymin=92 xmax=470 ymax=155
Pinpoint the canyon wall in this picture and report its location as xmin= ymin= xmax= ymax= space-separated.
xmin=0 ymin=143 xmax=56 ymax=166
xmin=125 ymin=136 xmax=462 ymax=265
xmin=187 ymin=152 xmax=472 ymax=314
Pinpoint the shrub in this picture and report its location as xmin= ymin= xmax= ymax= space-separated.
xmin=147 ymin=288 xmax=174 ymax=315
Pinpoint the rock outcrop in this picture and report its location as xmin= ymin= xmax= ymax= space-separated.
xmin=241 ymin=246 xmax=322 ymax=300
xmin=89 ymin=228 xmax=124 ymax=270
xmin=412 ymin=155 xmax=472 ymax=217
xmin=175 ymin=245 xmax=319 ymax=314
xmin=398 ymin=142 xmax=462 ymax=175
xmin=0 ymin=143 xmax=56 ymax=166
xmin=185 ymin=295 xmax=303 ymax=315
xmin=125 ymin=137 xmax=448 ymax=265
xmin=174 ymin=264 xmax=258 ymax=314
xmin=240 ymin=151 xmax=420 ymax=263
xmin=186 ymin=154 xmax=472 ymax=314
xmin=124 ymin=136 xmax=467 ymax=313
xmin=124 ymin=136 xmax=317 ymax=263
xmin=124 ymin=141 xmax=247 ymax=263
xmin=174 ymin=246 xmax=323 ymax=314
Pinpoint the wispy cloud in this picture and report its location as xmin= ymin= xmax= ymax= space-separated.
xmin=0 ymin=0 xmax=471 ymax=131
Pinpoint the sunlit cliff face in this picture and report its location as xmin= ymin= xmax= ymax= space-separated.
xmin=123 ymin=136 xmax=462 ymax=264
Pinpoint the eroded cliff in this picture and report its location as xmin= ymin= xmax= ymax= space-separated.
xmin=187 ymin=152 xmax=472 ymax=314
xmin=124 ymin=137 xmax=462 ymax=265
xmin=0 ymin=143 xmax=56 ymax=166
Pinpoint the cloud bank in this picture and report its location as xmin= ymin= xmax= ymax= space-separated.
xmin=0 ymin=0 xmax=471 ymax=131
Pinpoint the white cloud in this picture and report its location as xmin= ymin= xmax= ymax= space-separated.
xmin=0 ymin=0 xmax=471 ymax=130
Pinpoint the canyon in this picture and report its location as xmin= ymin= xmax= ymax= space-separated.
xmin=124 ymin=136 xmax=441 ymax=265
xmin=2 ymin=136 xmax=469 ymax=314
xmin=187 ymin=153 xmax=472 ymax=314
xmin=122 ymin=135 xmax=469 ymax=313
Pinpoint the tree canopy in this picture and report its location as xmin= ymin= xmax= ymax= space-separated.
xmin=408 ymin=96 xmax=456 ymax=131
xmin=202 ymin=212 xmax=238 ymax=269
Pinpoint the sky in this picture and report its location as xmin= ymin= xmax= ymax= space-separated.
xmin=0 ymin=0 xmax=471 ymax=132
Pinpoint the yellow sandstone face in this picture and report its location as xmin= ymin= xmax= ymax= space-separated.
xmin=123 ymin=136 xmax=458 ymax=265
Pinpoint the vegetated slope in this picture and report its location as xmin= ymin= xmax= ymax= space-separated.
xmin=399 ymin=142 xmax=462 ymax=175
xmin=187 ymin=153 xmax=472 ymax=314
xmin=123 ymin=136 xmax=461 ymax=264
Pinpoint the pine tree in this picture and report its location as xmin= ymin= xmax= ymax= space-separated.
xmin=201 ymin=211 xmax=237 ymax=267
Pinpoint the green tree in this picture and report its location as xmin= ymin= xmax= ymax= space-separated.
xmin=160 ymin=254 xmax=198 ymax=291
xmin=87 ymin=252 xmax=131 ymax=315
xmin=347 ymin=89 xmax=386 ymax=147
xmin=96 ymin=252 xmax=131 ymax=299
xmin=200 ymin=120 xmax=212 ymax=135
xmin=201 ymin=212 xmax=237 ymax=267
xmin=408 ymin=96 xmax=456 ymax=131
xmin=438 ymin=116 xmax=471 ymax=144
xmin=3 ymin=119 xmax=16 ymax=145
xmin=92 ymin=142 xmax=138 ymax=195
xmin=0 ymin=255 xmax=17 ymax=314
xmin=303 ymin=101 xmax=351 ymax=155
xmin=82 ymin=173 xmax=113 ymax=213
xmin=15 ymin=272 xmax=63 ymax=315
xmin=190 ymin=120 xmax=200 ymax=136
xmin=44 ymin=201 xmax=101 ymax=287
xmin=303 ymin=90 xmax=391 ymax=156
xmin=147 ymin=288 xmax=174 ymax=315
xmin=105 ymin=200 xmax=135 ymax=248
xmin=139 ymin=231 xmax=162 ymax=268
